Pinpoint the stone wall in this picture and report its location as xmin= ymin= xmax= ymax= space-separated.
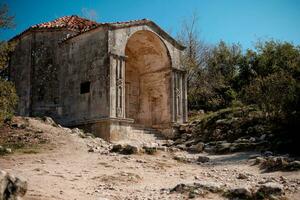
xmin=58 ymin=28 xmax=109 ymax=125
xmin=10 ymin=34 xmax=32 ymax=116
xmin=10 ymin=30 xmax=74 ymax=117
xmin=108 ymin=24 xmax=187 ymax=127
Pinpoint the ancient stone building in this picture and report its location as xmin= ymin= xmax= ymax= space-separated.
xmin=9 ymin=15 xmax=187 ymax=141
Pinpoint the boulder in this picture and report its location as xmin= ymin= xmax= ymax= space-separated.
xmin=122 ymin=144 xmax=140 ymax=154
xmin=254 ymin=156 xmax=266 ymax=165
xmin=42 ymin=117 xmax=57 ymax=127
xmin=173 ymin=155 xmax=192 ymax=163
xmin=142 ymin=146 xmax=157 ymax=155
xmin=0 ymin=146 xmax=12 ymax=155
xmin=197 ymin=156 xmax=210 ymax=163
xmin=228 ymin=187 xmax=252 ymax=199
xmin=194 ymin=181 xmax=224 ymax=193
xmin=237 ymin=173 xmax=248 ymax=180
xmin=257 ymin=182 xmax=283 ymax=196
xmin=189 ymin=142 xmax=205 ymax=153
xmin=286 ymin=160 xmax=300 ymax=171
xmin=111 ymin=144 xmax=140 ymax=155
xmin=0 ymin=170 xmax=27 ymax=200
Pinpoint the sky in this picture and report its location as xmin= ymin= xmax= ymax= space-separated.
xmin=0 ymin=0 xmax=300 ymax=49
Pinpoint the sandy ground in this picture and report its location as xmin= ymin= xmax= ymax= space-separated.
xmin=0 ymin=118 xmax=299 ymax=200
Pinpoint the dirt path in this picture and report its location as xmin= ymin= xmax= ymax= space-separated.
xmin=0 ymin=118 xmax=299 ymax=200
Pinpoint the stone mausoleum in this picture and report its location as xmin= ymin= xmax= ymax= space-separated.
xmin=9 ymin=15 xmax=187 ymax=141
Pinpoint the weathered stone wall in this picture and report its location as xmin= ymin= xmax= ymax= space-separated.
xmin=10 ymin=34 xmax=32 ymax=116
xmin=108 ymin=25 xmax=184 ymax=70
xmin=30 ymin=31 xmax=72 ymax=118
xmin=108 ymin=25 xmax=187 ymax=127
xmin=58 ymin=28 xmax=109 ymax=125
xmin=10 ymin=30 xmax=74 ymax=117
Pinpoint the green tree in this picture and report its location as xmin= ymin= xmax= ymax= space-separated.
xmin=0 ymin=4 xmax=18 ymax=125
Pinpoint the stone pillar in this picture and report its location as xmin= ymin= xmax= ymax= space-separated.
xmin=171 ymin=70 xmax=176 ymax=122
xmin=172 ymin=69 xmax=185 ymax=123
xmin=109 ymin=53 xmax=126 ymax=118
xmin=182 ymin=72 xmax=188 ymax=123
xmin=109 ymin=55 xmax=117 ymax=118
xmin=178 ymin=72 xmax=183 ymax=120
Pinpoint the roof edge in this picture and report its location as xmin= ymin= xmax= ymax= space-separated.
xmin=108 ymin=19 xmax=186 ymax=50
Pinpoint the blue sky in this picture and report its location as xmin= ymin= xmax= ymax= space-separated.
xmin=1 ymin=0 xmax=300 ymax=49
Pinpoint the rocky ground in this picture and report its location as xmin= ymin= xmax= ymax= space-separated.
xmin=0 ymin=117 xmax=299 ymax=199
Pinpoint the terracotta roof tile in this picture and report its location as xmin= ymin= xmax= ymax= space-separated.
xmin=31 ymin=15 xmax=99 ymax=31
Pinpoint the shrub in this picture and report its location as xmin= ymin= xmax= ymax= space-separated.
xmin=0 ymin=78 xmax=18 ymax=125
xmin=242 ymin=71 xmax=298 ymax=117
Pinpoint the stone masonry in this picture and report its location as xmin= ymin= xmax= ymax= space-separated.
xmin=9 ymin=15 xmax=187 ymax=141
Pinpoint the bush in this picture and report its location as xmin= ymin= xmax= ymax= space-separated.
xmin=0 ymin=78 xmax=18 ymax=125
xmin=241 ymin=71 xmax=298 ymax=117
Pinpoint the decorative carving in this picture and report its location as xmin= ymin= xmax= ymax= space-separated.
xmin=116 ymin=78 xmax=123 ymax=87
xmin=175 ymin=88 xmax=181 ymax=97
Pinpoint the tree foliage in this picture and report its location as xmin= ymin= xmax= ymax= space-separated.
xmin=0 ymin=4 xmax=17 ymax=125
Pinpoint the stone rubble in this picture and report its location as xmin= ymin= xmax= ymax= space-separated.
xmin=0 ymin=170 xmax=27 ymax=200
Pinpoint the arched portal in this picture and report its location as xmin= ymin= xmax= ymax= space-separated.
xmin=125 ymin=30 xmax=171 ymax=127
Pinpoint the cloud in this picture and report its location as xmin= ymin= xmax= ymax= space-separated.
xmin=81 ymin=8 xmax=99 ymax=21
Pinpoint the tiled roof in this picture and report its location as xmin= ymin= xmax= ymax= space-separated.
xmin=31 ymin=15 xmax=99 ymax=31
xmin=10 ymin=15 xmax=99 ymax=41
xmin=11 ymin=16 xmax=185 ymax=50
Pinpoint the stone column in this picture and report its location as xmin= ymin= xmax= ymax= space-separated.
xmin=171 ymin=70 xmax=176 ymax=122
xmin=172 ymin=69 xmax=186 ymax=124
xmin=178 ymin=72 xmax=183 ymax=120
xmin=109 ymin=54 xmax=117 ymax=118
xmin=182 ymin=72 xmax=188 ymax=123
xmin=109 ymin=53 xmax=126 ymax=118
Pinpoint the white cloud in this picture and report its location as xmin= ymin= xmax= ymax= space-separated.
xmin=81 ymin=8 xmax=99 ymax=21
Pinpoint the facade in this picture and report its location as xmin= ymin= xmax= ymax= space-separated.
xmin=9 ymin=15 xmax=188 ymax=141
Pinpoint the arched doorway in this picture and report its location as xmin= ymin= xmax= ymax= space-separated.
xmin=125 ymin=30 xmax=171 ymax=127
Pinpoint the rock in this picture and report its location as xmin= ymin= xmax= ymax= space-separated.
xmin=170 ymin=183 xmax=189 ymax=193
xmin=122 ymin=144 xmax=140 ymax=154
xmin=0 ymin=170 xmax=27 ymax=200
xmin=248 ymin=154 xmax=261 ymax=160
xmin=0 ymin=146 xmax=12 ymax=155
xmin=254 ymin=157 xmax=266 ymax=165
xmin=174 ymin=138 xmax=186 ymax=145
xmin=111 ymin=144 xmax=123 ymax=152
xmin=110 ymin=144 xmax=140 ymax=154
xmin=71 ymin=128 xmax=83 ymax=134
xmin=170 ymin=182 xmax=211 ymax=198
xmin=194 ymin=181 xmax=224 ymax=193
xmin=257 ymin=182 xmax=283 ymax=196
xmin=260 ymin=157 xmax=289 ymax=171
xmin=286 ymin=160 xmax=300 ymax=171
xmin=173 ymin=155 xmax=192 ymax=163
xmin=42 ymin=116 xmax=57 ymax=126
xmin=5 ymin=148 xmax=11 ymax=154
xmin=143 ymin=146 xmax=157 ymax=155
xmin=237 ymin=173 xmax=248 ymax=179
xmin=228 ymin=187 xmax=252 ymax=199
xmin=156 ymin=146 xmax=168 ymax=152
xmin=215 ymin=142 xmax=232 ymax=153
xmin=189 ymin=142 xmax=205 ymax=153
xmin=197 ymin=156 xmax=210 ymax=163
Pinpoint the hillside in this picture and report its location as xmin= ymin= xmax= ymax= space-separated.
xmin=0 ymin=116 xmax=299 ymax=200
